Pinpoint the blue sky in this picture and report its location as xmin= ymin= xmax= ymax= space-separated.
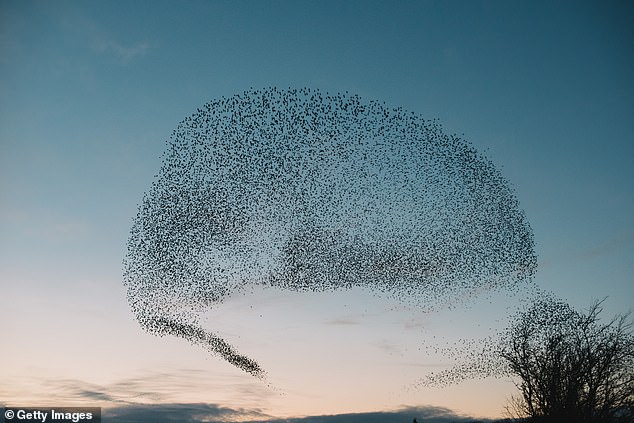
xmin=1 ymin=0 xmax=633 ymax=421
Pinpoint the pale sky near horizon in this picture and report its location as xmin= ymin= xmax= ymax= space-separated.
xmin=1 ymin=1 xmax=633 ymax=421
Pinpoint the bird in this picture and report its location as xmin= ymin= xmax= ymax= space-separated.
xmin=123 ymin=87 xmax=537 ymax=379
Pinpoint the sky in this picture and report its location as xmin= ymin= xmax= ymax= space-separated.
xmin=1 ymin=0 xmax=633 ymax=421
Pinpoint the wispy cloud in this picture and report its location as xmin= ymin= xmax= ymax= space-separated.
xmin=74 ymin=390 xmax=117 ymax=402
xmin=27 ymin=370 xmax=275 ymax=410
xmin=56 ymin=5 xmax=152 ymax=64
xmin=3 ymin=374 xmax=501 ymax=422
xmin=539 ymin=231 xmax=634 ymax=271
xmin=5 ymin=375 xmax=501 ymax=422
xmin=373 ymin=339 xmax=405 ymax=356
xmin=91 ymin=38 xmax=150 ymax=61
xmin=403 ymin=315 xmax=429 ymax=330
xmin=100 ymin=404 xmax=497 ymax=423
xmin=578 ymin=231 xmax=634 ymax=260
xmin=324 ymin=318 xmax=360 ymax=326
xmin=104 ymin=403 xmax=272 ymax=423
xmin=1 ymin=205 xmax=91 ymax=242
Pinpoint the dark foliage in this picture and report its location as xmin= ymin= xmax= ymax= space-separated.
xmin=500 ymin=299 xmax=634 ymax=422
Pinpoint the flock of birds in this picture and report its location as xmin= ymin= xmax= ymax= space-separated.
xmin=124 ymin=87 xmax=543 ymax=382
xmin=415 ymin=295 xmax=586 ymax=388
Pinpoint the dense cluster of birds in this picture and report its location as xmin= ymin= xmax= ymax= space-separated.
xmin=123 ymin=87 xmax=537 ymax=379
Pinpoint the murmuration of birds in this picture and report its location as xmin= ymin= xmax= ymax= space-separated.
xmin=123 ymin=87 xmax=537 ymax=380
xmin=413 ymin=294 xmax=586 ymax=388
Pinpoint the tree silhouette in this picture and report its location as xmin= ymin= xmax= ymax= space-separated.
xmin=501 ymin=299 xmax=634 ymax=422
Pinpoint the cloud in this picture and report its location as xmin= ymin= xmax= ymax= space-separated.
xmin=10 ymin=376 xmax=500 ymax=422
xmin=324 ymin=318 xmax=360 ymax=326
xmin=275 ymin=405 xmax=497 ymax=423
xmin=104 ymin=403 xmax=272 ymax=423
xmin=75 ymin=389 xmax=116 ymax=402
xmin=374 ymin=339 xmax=405 ymax=356
xmin=91 ymin=38 xmax=150 ymax=61
xmin=578 ymin=231 xmax=634 ymax=260
xmin=54 ymin=5 xmax=151 ymax=63
xmin=5 ymin=375 xmax=499 ymax=422
xmin=32 ymin=370 xmax=275 ymax=409
xmin=403 ymin=315 xmax=429 ymax=331
xmin=0 ymin=204 xmax=91 ymax=242
xmin=39 ymin=378 xmax=131 ymax=404
xmin=100 ymin=404 xmax=497 ymax=423
xmin=538 ymin=231 xmax=634 ymax=271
